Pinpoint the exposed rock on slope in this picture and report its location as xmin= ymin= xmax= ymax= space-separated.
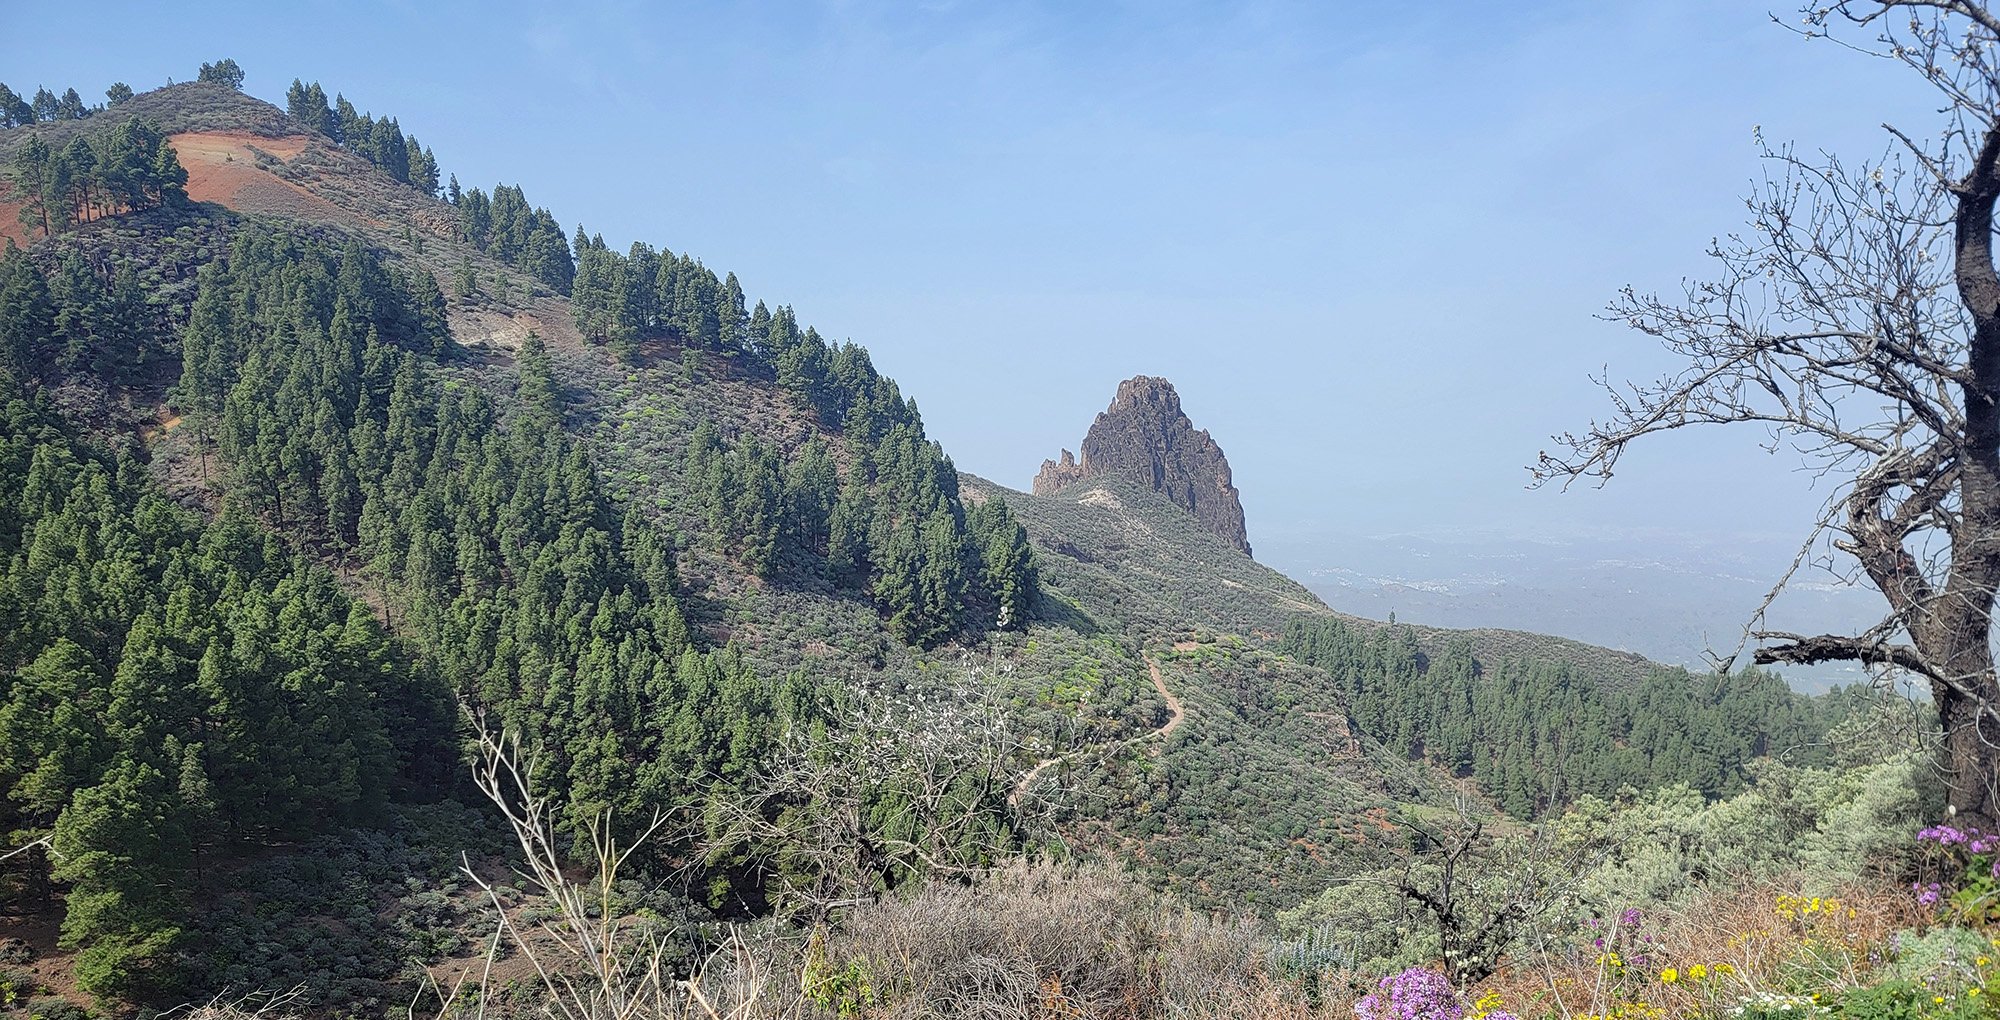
xmin=1033 ymin=375 xmax=1253 ymax=557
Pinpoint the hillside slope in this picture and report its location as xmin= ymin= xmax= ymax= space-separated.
xmin=0 ymin=78 xmax=1861 ymax=1007
xmin=991 ymin=472 xmax=1662 ymax=688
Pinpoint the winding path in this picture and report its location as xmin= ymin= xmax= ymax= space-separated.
xmin=1146 ymin=651 xmax=1186 ymax=739
xmin=1008 ymin=651 xmax=1185 ymax=807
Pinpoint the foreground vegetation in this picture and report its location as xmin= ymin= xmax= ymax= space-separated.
xmin=390 ymin=723 xmax=2000 ymax=1020
xmin=44 ymin=719 xmax=1955 ymax=1020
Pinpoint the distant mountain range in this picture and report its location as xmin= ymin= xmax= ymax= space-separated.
xmin=1259 ymin=527 xmax=1887 ymax=693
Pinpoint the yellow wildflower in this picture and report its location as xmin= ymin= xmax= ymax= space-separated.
xmin=1716 ymin=963 xmax=1736 ymax=975
xmin=1688 ymin=964 xmax=1708 ymax=980
xmin=1470 ymin=990 xmax=1504 ymax=1019
xmin=1659 ymin=967 xmax=1679 ymax=984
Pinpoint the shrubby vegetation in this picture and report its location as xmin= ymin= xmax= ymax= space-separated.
xmin=0 ymin=61 xmax=237 ymax=131
xmin=391 ymin=730 xmax=1989 ymax=1020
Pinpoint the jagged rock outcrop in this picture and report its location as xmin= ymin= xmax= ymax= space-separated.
xmin=1034 ymin=449 xmax=1088 ymax=492
xmin=1033 ymin=375 xmax=1253 ymax=557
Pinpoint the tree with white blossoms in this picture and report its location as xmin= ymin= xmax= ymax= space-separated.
xmin=1537 ymin=1 xmax=2000 ymax=827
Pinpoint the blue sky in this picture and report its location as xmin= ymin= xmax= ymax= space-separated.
xmin=2 ymin=1 xmax=1942 ymax=555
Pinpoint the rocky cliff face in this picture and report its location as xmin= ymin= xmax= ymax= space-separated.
xmin=1033 ymin=375 xmax=1252 ymax=557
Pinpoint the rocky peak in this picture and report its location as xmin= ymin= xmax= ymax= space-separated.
xmin=1033 ymin=375 xmax=1252 ymax=557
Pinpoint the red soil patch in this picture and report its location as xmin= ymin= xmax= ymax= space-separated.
xmin=0 ymin=198 xmax=33 ymax=247
xmin=168 ymin=131 xmax=355 ymax=225
xmin=171 ymin=129 xmax=308 ymax=163
xmin=0 ymin=907 xmax=87 ymax=1008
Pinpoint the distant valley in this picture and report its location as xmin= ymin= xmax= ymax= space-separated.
xmin=1260 ymin=526 xmax=1886 ymax=692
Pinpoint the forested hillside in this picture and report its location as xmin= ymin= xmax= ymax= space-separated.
xmin=0 ymin=70 xmax=1903 ymax=1013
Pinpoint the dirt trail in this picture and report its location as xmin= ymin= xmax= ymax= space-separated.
xmin=1148 ymin=652 xmax=1186 ymax=738
xmin=1008 ymin=651 xmax=1185 ymax=807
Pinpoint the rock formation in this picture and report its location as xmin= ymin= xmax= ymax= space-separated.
xmin=1033 ymin=375 xmax=1253 ymax=557
xmin=1034 ymin=449 xmax=1088 ymax=492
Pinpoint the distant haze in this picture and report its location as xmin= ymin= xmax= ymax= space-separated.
xmin=1257 ymin=526 xmax=1885 ymax=692
xmin=6 ymin=1 xmax=1939 ymax=652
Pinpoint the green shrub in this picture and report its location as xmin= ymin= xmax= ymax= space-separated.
xmin=1886 ymin=927 xmax=1990 ymax=992
xmin=0 ymin=969 xmax=43 ymax=1010
xmin=1836 ymin=979 xmax=1989 ymax=1020
xmin=27 ymin=998 xmax=92 ymax=1020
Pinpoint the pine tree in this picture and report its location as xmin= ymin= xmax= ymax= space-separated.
xmin=407 ymin=138 xmax=440 ymax=195
xmin=58 ymin=138 xmax=96 ymax=224
xmin=0 ymin=84 xmax=30 ymax=127
xmin=50 ymin=758 xmax=191 ymax=998
xmin=334 ymin=94 xmax=359 ymax=146
xmin=196 ymin=59 xmax=245 ymax=90
xmin=0 ymin=246 xmax=53 ymax=376
xmin=10 ymin=136 xmax=47 ymax=237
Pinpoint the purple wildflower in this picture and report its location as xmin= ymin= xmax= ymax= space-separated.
xmin=1354 ymin=967 xmax=1465 ymax=1020
xmin=1920 ymin=824 xmax=1969 ymax=846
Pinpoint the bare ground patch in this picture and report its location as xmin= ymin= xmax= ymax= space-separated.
xmin=169 ymin=131 xmax=360 ymax=226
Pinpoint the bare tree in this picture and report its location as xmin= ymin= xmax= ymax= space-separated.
xmin=1394 ymin=787 xmax=1600 ymax=986
xmin=700 ymin=680 xmax=1036 ymax=922
xmin=1535 ymin=0 xmax=2000 ymax=827
xmin=424 ymin=722 xmax=795 ymax=1020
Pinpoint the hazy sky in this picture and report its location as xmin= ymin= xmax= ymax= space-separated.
xmin=4 ymin=1 xmax=1946 ymax=553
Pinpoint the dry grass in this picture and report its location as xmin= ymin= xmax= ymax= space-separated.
xmin=817 ymin=861 xmax=1325 ymax=1020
